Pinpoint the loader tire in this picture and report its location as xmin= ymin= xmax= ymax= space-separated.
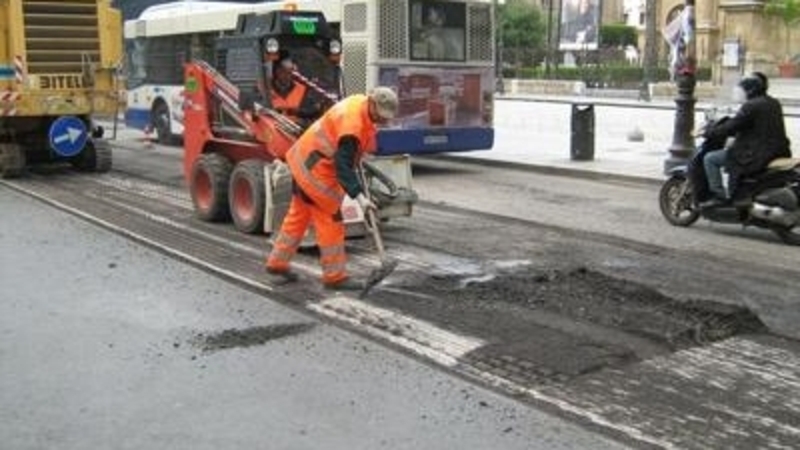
xmin=191 ymin=153 xmax=233 ymax=222
xmin=73 ymin=139 xmax=112 ymax=173
xmin=229 ymin=159 xmax=266 ymax=234
xmin=0 ymin=142 xmax=26 ymax=178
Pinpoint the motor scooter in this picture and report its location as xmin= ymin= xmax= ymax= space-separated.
xmin=658 ymin=108 xmax=800 ymax=245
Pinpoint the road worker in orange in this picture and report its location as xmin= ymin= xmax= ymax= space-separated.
xmin=269 ymin=50 xmax=324 ymax=129
xmin=264 ymin=86 xmax=399 ymax=291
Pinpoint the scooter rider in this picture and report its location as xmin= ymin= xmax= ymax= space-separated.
xmin=701 ymin=72 xmax=791 ymax=208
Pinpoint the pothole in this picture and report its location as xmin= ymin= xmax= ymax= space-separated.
xmin=411 ymin=266 xmax=766 ymax=350
xmin=195 ymin=323 xmax=316 ymax=352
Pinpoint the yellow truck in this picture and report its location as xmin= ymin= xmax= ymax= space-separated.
xmin=0 ymin=0 xmax=122 ymax=177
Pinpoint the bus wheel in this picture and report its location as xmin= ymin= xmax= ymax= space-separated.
xmin=229 ymin=160 xmax=266 ymax=234
xmin=72 ymin=139 xmax=112 ymax=173
xmin=151 ymin=101 xmax=172 ymax=145
xmin=0 ymin=142 xmax=26 ymax=178
xmin=191 ymin=153 xmax=233 ymax=222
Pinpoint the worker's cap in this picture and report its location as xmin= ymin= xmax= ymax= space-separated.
xmin=369 ymin=87 xmax=399 ymax=120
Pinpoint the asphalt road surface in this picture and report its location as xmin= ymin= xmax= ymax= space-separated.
xmin=0 ymin=186 xmax=627 ymax=450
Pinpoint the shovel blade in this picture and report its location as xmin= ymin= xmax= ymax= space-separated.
xmin=359 ymin=258 xmax=399 ymax=299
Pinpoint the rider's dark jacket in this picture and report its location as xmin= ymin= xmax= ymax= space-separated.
xmin=705 ymin=94 xmax=791 ymax=177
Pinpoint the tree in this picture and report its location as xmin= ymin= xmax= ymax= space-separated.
xmin=498 ymin=0 xmax=547 ymax=69
xmin=764 ymin=0 xmax=800 ymax=61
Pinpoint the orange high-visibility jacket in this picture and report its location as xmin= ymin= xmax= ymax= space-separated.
xmin=271 ymin=82 xmax=308 ymax=120
xmin=286 ymin=94 xmax=377 ymax=214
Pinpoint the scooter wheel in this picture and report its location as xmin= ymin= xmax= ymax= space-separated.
xmin=659 ymin=176 xmax=700 ymax=227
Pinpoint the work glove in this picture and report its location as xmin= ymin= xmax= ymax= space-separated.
xmin=355 ymin=193 xmax=377 ymax=214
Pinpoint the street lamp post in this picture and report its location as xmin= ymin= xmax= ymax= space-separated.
xmin=665 ymin=0 xmax=696 ymax=174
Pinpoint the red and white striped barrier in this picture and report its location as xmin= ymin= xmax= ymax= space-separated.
xmin=0 ymin=90 xmax=20 ymax=102
xmin=1 ymin=89 xmax=20 ymax=116
xmin=14 ymin=55 xmax=25 ymax=84
xmin=290 ymin=70 xmax=339 ymax=103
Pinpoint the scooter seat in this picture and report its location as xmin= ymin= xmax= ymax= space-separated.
xmin=767 ymin=158 xmax=800 ymax=171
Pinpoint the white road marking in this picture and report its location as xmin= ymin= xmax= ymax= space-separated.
xmin=309 ymin=296 xmax=485 ymax=367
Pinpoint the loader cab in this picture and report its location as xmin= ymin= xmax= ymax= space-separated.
xmin=214 ymin=9 xmax=342 ymax=125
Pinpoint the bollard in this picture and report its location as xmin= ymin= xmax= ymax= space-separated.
xmin=570 ymin=103 xmax=595 ymax=161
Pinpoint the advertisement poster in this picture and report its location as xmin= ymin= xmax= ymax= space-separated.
xmin=559 ymin=0 xmax=601 ymax=51
xmin=378 ymin=66 xmax=494 ymax=129
xmin=409 ymin=0 xmax=466 ymax=62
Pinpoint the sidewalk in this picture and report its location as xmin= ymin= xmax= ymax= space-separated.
xmin=446 ymin=93 xmax=800 ymax=184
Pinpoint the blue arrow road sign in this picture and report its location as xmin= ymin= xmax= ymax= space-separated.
xmin=49 ymin=116 xmax=88 ymax=157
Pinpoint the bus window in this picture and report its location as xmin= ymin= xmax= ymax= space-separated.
xmin=409 ymin=0 xmax=466 ymax=62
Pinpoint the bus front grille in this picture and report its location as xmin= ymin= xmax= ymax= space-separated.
xmin=22 ymin=0 xmax=100 ymax=74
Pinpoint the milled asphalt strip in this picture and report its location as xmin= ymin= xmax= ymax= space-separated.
xmin=92 ymin=174 xmax=193 ymax=209
xmin=466 ymin=368 xmax=678 ymax=450
xmin=1 ymin=179 xmax=273 ymax=294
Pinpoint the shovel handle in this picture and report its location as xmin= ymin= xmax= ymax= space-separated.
xmin=365 ymin=207 xmax=386 ymax=258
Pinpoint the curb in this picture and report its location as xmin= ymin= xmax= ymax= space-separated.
xmin=423 ymin=154 xmax=664 ymax=187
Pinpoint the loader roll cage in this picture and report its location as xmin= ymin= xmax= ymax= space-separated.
xmin=214 ymin=10 xmax=342 ymax=125
xmin=182 ymin=8 xmax=385 ymax=239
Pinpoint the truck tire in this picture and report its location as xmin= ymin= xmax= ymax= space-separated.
xmin=191 ymin=153 xmax=233 ymax=222
xmin=73 ymin=139 xmax=112 ymax=172
xmin=229 ymin=159 xmax=266 ymax=234
xmin=0 ymin=142 xmax=26 ymax=178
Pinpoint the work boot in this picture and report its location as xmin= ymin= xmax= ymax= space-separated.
xmin=265 ymin=266 xmax=299 ymax=285
xmin=323 ymin=278 xmax=364 ymax=292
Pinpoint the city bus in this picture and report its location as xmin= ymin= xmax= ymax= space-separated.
xmin=123 ymin=0 xmax=496 ymax=154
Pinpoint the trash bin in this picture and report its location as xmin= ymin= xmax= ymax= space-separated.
xmin=570 ymin=103 xmax=595 ymax=161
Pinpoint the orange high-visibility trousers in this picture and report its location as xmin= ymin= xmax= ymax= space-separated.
xmin=266 ymin=193 xmax=347 ymax=285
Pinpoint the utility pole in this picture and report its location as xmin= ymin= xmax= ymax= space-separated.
xmin=494 ymin=0 xmax=505 ymax=93
xmin=665 ymin=1 xmax=696 ymax=174
xmin=640 ymin=0 xmax=657 ymax=101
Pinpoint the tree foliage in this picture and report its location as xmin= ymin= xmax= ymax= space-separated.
xmin=764 ymin=0 xmax=800 ymax=58
xmin=599 ymin=24 xmax=637 ymax=48
xmin=498 ymin=0 xmax=547 ymax=66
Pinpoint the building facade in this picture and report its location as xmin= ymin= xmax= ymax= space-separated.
xmin=622 ymin=1 xmax=799 ymax=77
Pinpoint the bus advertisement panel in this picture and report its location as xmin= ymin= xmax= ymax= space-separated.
xmin=376 ymin=65 xmax=494 ymax=155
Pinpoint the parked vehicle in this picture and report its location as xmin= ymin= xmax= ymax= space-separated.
xmin=0 ymin=0 xmax=123 ymax=177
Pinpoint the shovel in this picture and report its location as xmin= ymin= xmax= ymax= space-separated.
xmin=359 ymin=206 xmax=398 ymax=299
